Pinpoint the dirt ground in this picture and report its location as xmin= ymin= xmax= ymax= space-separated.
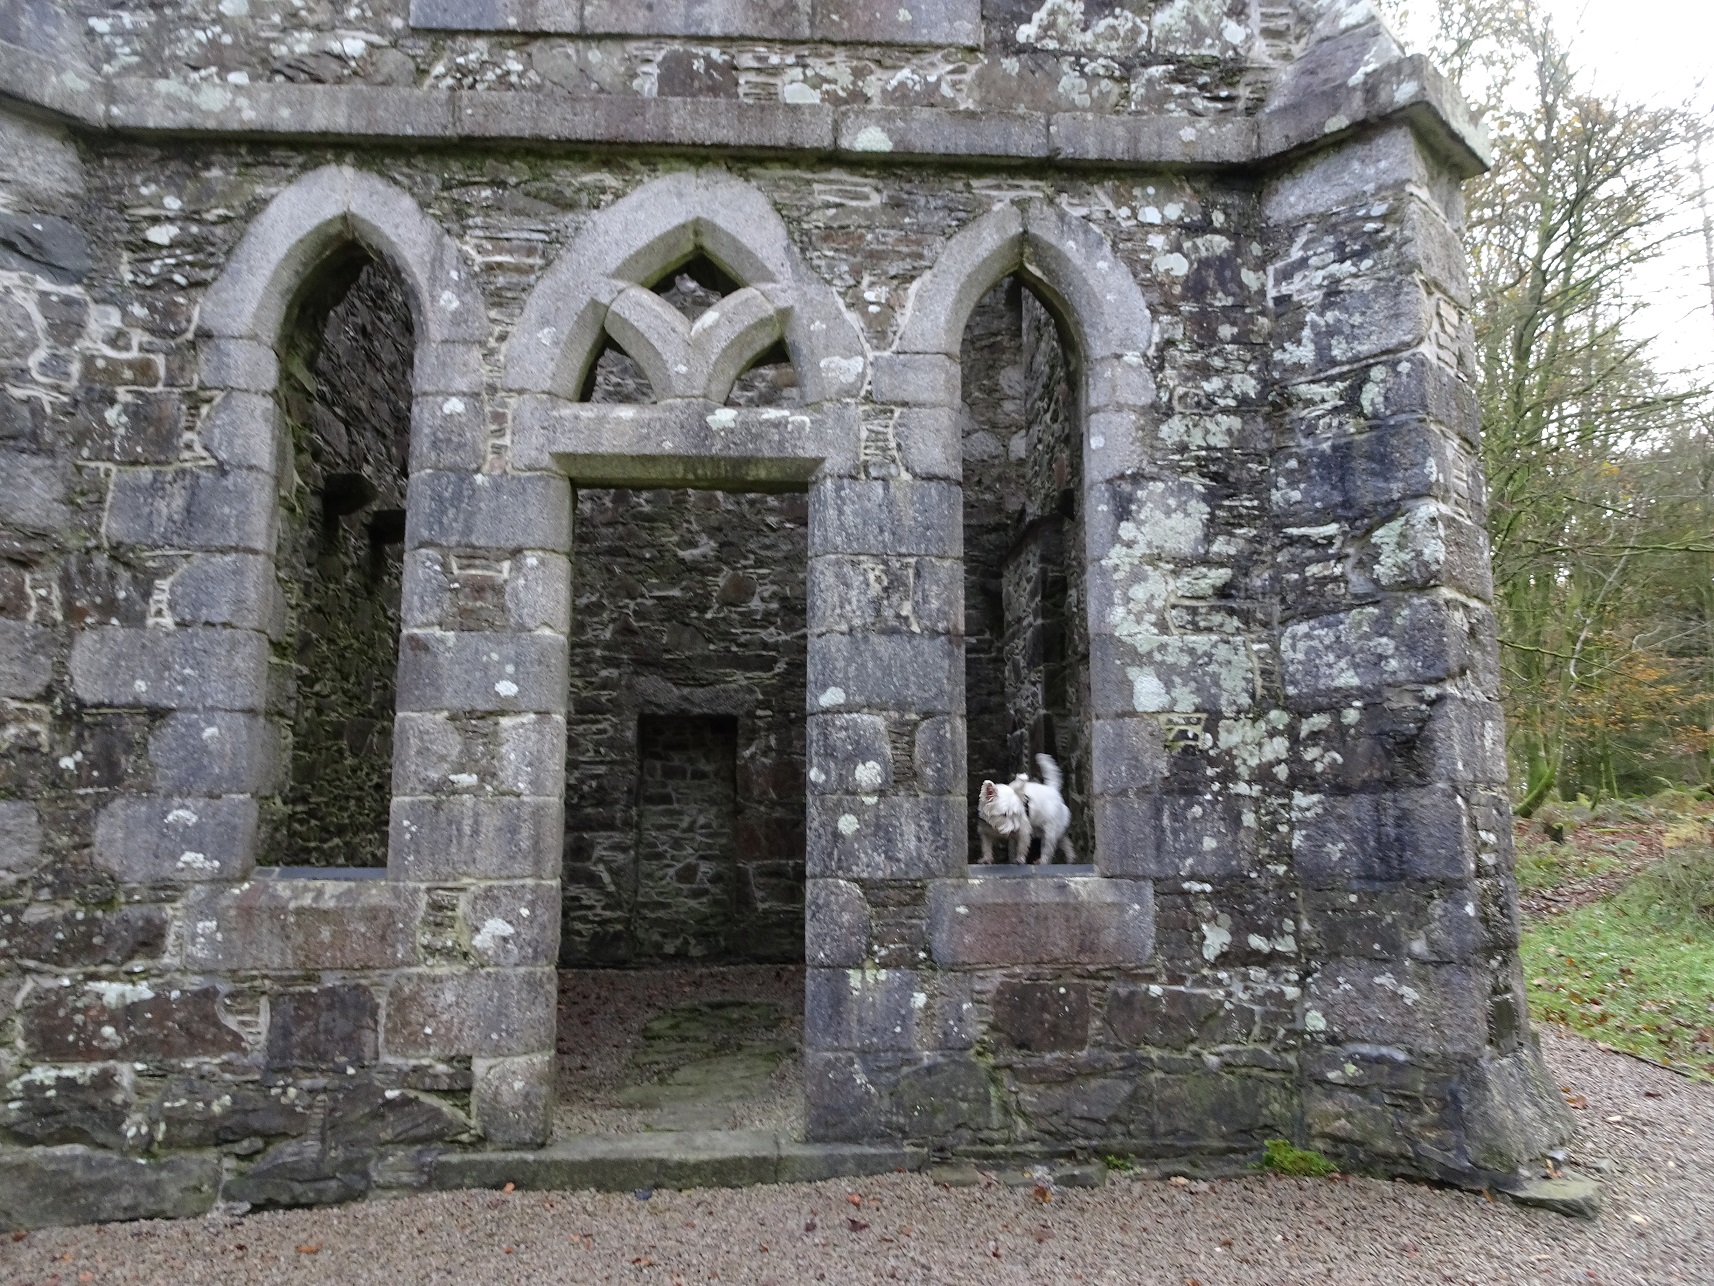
xmin=555 ymin=966 xmax=805 ymax=1136
xmin=4 ymin=1028 xmax=1708 ymax=1286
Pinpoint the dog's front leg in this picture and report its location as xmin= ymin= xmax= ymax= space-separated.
xmin=1010 ymin=824 xmax=1030 ymax=865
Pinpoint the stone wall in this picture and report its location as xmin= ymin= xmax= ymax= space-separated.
xmin=0 ymin=0 xmax=1577 ymax=1230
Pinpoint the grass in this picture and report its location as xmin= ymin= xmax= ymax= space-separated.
xmin=1522 ymin=843 xmax=1714 ymax=1080
xmin=1514 ymin=840 xmax=1620 ymax=892
xmin=1257 ymin=1139 xmax=1338 ymax=1177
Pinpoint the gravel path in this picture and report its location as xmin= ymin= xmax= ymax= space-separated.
xmin=4 ymin=1029 xmax=1709 ymax=1286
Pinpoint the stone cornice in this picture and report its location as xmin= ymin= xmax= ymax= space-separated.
xmin=0 ymin=37 xmax=1489 ymax=177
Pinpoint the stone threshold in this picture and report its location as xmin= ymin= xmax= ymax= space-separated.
xmin=430 ymin=1129 xmax=927 ymax=1193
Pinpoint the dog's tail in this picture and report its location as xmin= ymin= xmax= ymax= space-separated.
xmin=1035 ymin=753 xmax=1062 ymax=792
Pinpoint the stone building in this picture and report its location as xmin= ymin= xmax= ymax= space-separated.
xmin=0 ymin=0 xmax=1574 ymax=1227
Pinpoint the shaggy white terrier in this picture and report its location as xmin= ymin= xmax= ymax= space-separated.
xmin=976 ymin=753 xmax=1077 ymax=865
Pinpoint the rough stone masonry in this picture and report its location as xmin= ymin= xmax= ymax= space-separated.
xmin=0 ymin=0 xmax=1576 ymax=1230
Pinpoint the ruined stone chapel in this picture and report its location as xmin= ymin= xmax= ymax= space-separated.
xmin=0 ymin=0 xmax=1575 ymax=1227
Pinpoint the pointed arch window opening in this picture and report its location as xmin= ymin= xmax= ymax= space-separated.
xmin=960 ymin=273 xmax=1093 ymax=867
xmin=578 ymin=251 xmax=800 ymax=408
xmin=267 ymin=243 xmax=415 ymax=868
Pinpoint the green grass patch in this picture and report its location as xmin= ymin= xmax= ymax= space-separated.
xmin=1257 ymin=1139 xmax=1338 ymax=1177
xmin=1514 ymin=839 xmax=1620 ymax=891
xmin=1522 ymin=845 xmax=1714 ymax=1080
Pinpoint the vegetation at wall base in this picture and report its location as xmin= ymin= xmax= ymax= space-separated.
xmin=1257 ymin=1140 xmax=1340 ymax=1178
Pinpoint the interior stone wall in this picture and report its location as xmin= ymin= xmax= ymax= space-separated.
xmin=562 ymin=486 xmax=808 ymax=966
xmin=270 ymin=257 xmax=415 ymax=867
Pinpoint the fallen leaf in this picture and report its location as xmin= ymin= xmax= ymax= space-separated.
xmin=846 ymin=1193 xmax=864 ymax=1208
xmin=1564 ymin=1092 xmax=1589 ymax=1109
xmin=846 ymin=1217 xmax=869 ymax=1232
xmin=10 ymin=1232 xmax=25 ymax=1242
xmin=804 ymin=1218 xmax=817 ymax=1233
xmin=297 ymin=1244 xmax=321 ymax=1254
xmin=502 ymin=1182 xmax=515 ymax=1194
xmin=1168 ymin=1176 xmax=1190 ymax=1188
xmin=1643 ymin=1090 xmax=1662 ymax=1098
xmin=1033 ymin=1226 xmax=1055 ymax=1244
xmin=503 ymin=1246 xmax=515 ymax=1254
xmin=1187 ymin=1278 xmax=1204 ymax=1286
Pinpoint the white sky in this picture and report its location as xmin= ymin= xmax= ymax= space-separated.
xmin=1395 ymin=1 xmax=1714 ymax=384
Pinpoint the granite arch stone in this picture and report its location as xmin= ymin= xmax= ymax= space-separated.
xmin=502 ymin=168 xmax=865 ymax=405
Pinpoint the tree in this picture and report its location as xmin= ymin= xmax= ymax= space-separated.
xmin=1383 ymin=0 xmax=1714 ymax=803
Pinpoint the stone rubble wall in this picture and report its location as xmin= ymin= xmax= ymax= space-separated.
xmin=0 ymin=0 xmax=1572 ymax=1230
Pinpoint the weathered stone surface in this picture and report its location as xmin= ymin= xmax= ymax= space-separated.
xmin=23 ymin=983 xmax=245 ymax=1061
xmin=148 ymin=1074 xmax=312 ymax=1148
xmin=93 ymin=795 xmax=258 ymax=883
xmin=806 ymin=967 xmax=971 ymax=1052
xmin=805 ymin=877 xmax=868 ymax=966
xmin=0 ymin=1146 xmax=219 ymax=1230
xmin=991 ymin=981 xmax=1090 ymax=1052
xmin=0 ymin=800 xmax=43 ymax=886
xmin=1 ymin=1065 xmax=133 ymax=1150
xmin=266 ymin=985 xmax=380 ymax=1070
xmin=473 ymin=1051 xmax=554 ymax=1147
xmin=807 ymin=794 xmax=962 ymax=880
xmin=383 ymin=967 xmax=556 ymax=1058
xmin=0 ymin=903 xmax=168 ymax=967
xmin=69 ymin=627 xmax=269 ymax=711
xmin=182 ymin=879 xmax=421 ymax=971
xmin=1106 ymin=984 xmax=1248 ymax=1051
xmin=389 ymin=795 xmax=563 ymax=880
xmin=0 ymin=620 xmax=52 ymax=698
xmin=928 ymin=874 xmax=1154 ymax=966
xmin=1503 ymin=1177 xmax=1602 ymax=1218
xmin=1304 ymin=959 xmax=1488 ymax=1056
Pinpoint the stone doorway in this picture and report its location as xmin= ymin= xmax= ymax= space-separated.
xmin=557 ymin=481 xmax=809 ymax=1137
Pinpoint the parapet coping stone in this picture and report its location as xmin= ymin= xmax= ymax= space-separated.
xmin=0 ymin=38 xmax=1488 ymax=177
xmin=429 ymin=1129 xmax=928 ymax=1192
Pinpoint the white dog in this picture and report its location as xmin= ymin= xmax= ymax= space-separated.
xmin=977 ymin=753 xmax=1077 ymax=865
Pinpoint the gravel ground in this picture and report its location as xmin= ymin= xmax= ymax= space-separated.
xmin=4 ymin=1029 xmax=1709 ymax=1286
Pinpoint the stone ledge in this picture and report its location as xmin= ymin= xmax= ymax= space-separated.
xmin=928 ymin=873 xmax=1155 ymax=966
xmin=0 ymin=39 xmax=1487 ymax=178
xmin=409 ymin=0 xmax=982 ymax=48
xmin=429 ymin=1129 xmax=926 ymax=1192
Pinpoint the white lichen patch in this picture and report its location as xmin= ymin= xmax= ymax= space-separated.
xmin=1015 ymin=0 xmax=1149 ymax=54
xmin=1370 ymin=503 xmax=1449 ymax=587
xmin=471 ymin=917 xmax=515 ymax=953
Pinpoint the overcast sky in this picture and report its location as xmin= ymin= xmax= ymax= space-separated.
xmin=1395 ymin=0 xmax=1714 ymax=382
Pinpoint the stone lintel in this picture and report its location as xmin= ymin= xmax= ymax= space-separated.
xmin=512 ymin=395 xmax=858 ymax=486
